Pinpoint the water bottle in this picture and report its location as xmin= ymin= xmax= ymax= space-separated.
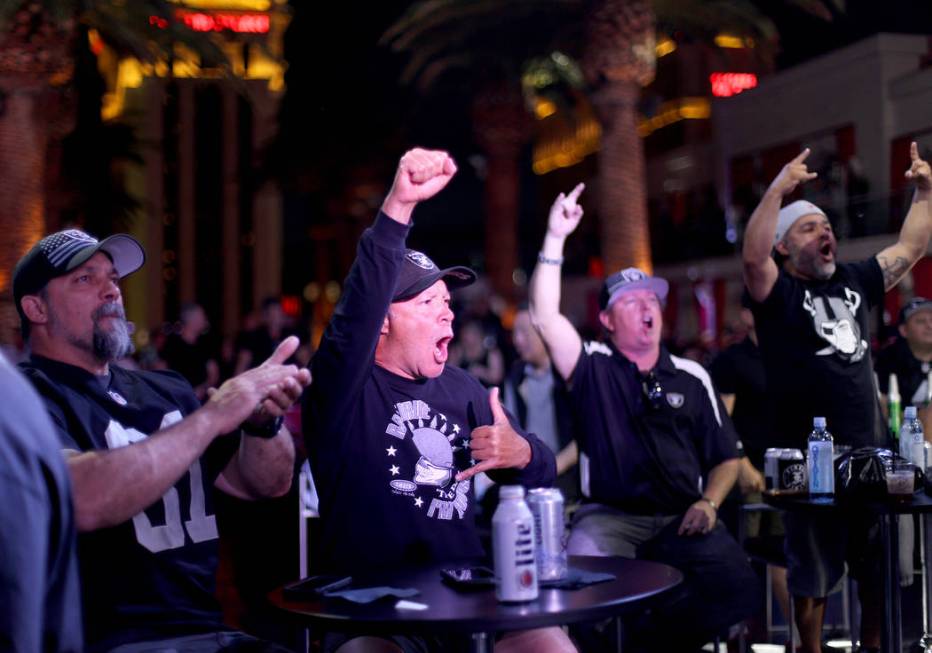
xmin=889 ymin=373 xmax=902 ymax=441
xmin=901 ymin=406 xmax=926 ymax=471
xmin=492 ymin=485 xmax=538 ymax=602
xmin=807 ymin=416 xmax=834 ymax=502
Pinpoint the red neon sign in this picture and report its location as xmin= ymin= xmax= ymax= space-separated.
xmin=709 ymin=72 xmax=758 ymax=98
xmin=149 ymin=12 xmax=270 ymax=34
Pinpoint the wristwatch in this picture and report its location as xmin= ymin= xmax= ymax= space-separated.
xmin=241 ymin=414 xmax=284 ymax=439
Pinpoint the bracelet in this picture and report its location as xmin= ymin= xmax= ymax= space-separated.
xmin=537 ymin=252 xmax=564 ymax=265
xmin=699 ymin=496 xmax=718 ymax=511
xmin=241 ymin=414 xmax=284 ymax=439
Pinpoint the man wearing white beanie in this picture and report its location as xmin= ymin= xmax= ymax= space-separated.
xmin=742 ymin=143 xmax=931 ymax=653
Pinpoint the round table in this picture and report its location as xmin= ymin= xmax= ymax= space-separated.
xmin=269 ymin=555 xmax=683 ymax=653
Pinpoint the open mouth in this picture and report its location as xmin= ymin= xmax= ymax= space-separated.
xmin=643 ymin=315 xmax=654 ymax=330
xmin=819 ymin=242 xmax=834 ymax=260
xmin=434 ymin=336 xmax=452 ymax=363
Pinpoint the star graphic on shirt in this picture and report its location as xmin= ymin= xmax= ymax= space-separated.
xmin=452 ymin=424 xmax=461 ymax=434
xmin=414 ymin=497 xmax=424 ymax=508
xmin=390 ymin=465 xmax=400 ymax=476
xmin=386 ymin=446 xmax=397 ymax=457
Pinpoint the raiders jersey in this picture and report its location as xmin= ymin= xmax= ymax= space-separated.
xmin=20 ymin=355 xmax=238 ymax=653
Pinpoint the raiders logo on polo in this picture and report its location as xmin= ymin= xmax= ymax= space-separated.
xmin=666 ymin=392 xmax=684 ymax=408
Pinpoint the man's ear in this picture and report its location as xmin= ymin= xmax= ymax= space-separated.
xmin=380 ymin=314 xmax=390 ymax=336
xmin=598 ymin=310 xmax=614 ymax=334
xmin=20 ymin=295 xmax=48 ymax=326
xmin=774 ymin=239 xmax=790 ymax=257
xmin=899 ymin=323 xmax=908 ymax=339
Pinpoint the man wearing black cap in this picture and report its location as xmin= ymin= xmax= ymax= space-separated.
xmin=13 ymin=228 xmax=311 ymax=652
xmin=877 ymin=297 xmax=932 ymax=414
xmin=742 ymin=144 xmax=931 ymax=653
xmin=529 ymin=185 xmax=756 ymax=652
xmin=305 ymin=148 xmax=571 ymax=653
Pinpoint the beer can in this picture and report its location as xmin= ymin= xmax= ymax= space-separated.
xmin=779 ymin=448 xmax=807 ymax=491
xmin=764 ymin=448 xmax=781 ymax=490
xmin=492 ymin=485 xmax=538 ymax=602
xmin=527 ymin=488 xmax=567 ymax=581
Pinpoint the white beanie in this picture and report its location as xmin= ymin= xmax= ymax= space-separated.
xmin=774 ymin=200 xmax=826 ymax=246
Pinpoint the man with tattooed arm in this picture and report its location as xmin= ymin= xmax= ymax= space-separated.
xmin=742 ymin=142 xmax=932 ymax=653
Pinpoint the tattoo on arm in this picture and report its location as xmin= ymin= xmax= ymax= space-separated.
xmin=878 ymin=254 xmax=910 ymax=290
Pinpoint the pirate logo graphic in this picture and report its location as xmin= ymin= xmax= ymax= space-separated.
xmin=802 ymin=287 xmax=868 ymax=362
xmin=384 ymin=399 xmax=471 ymax=521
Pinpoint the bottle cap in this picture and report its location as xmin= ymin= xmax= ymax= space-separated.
xmin=813 ymin=416 xmax=827 ymax=428
xmin=499 ymin=485 xmax=525 ymax=500
xmin=905 ymin=405 xmax=918 ymax=420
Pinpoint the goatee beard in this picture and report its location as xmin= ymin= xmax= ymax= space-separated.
xmin=92 ymin=303 xmax=135 ymax=362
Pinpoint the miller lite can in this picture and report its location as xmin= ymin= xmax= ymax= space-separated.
xmin=527 ymin=488 xmax=567 ymax=581
xmin=492 ymin=486 xmax=538 ymax=602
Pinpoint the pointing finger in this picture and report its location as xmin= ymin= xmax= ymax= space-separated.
xmin=911 ymin=141 xmax=919 ymax=162
xmin=456 ymin=460 xmax=495 ymax=482
xmin=791 ymin=148 xmax=811 ymax=164
xmin=566 ymin=182 xmax=585 ymax=203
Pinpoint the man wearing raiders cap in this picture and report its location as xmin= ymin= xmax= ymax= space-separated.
xmin=304 ymin=148 xmax=572 ymax=653
xmin=14 ymin=229 xmax=311 ymax=652
xmin=743 ymin=144 xmax=931 ymax=653
xmin=529 ymin=185 xmax=756 ymax=652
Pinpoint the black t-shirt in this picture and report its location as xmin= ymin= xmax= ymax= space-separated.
xmin=160 ymin=333 xmax=213 ymax=390
xmin=569 ymin=341 xmax=739 ymax=515
xmin=305 ymin=212 xmax=556 ymax=574
xmin=876 ymin=337 xmax=932 ymax=407
xmin=0 ymin=354 xmax=83 ymax=653
xmin=19 ymin=356 xmax=238 ymax=653
xmin=749 ymin=260 xmax=886 ymax=449
xmin=710 ymin=337 xmax=769 ymax=467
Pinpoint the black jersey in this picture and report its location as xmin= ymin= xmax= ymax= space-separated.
xmin=305 ymin=213 xmax=556 ymax=574
xmin=20 ymin=355 xmax=238 ymax=653
xmin=749 ymin=260 xmax=886 ymax=449
xmin=0 ymin=354 xmax=83 ymax=653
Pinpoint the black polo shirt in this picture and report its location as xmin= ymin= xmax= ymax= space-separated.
xmin=710 ymin=337 xmax=769 ymax=467
xmin=570 ymin=342 xmax=739 ymax=516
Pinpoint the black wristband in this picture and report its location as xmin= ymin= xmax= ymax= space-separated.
xmin=241 ymin=415 xmax=284 ymax=439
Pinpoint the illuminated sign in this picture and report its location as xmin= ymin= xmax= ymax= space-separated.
xmin=709 ymin=72 xmax=758 ymax=98
xmin=149 ymin=11 xmax=270 ymax=34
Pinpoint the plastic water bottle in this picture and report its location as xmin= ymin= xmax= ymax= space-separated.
xmin=492 ymin=485 xmax=538 ymax=602
xmin=902 ymin=406 xmax=926 ymax=471
xmin=808 ymin=416 xmax=834 ymax=502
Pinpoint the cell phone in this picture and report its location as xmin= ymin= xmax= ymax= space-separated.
xmin=440 ymin=566 xmax=496 ymax=587
xmin=282 ymin=574 xmax=353 ymax=600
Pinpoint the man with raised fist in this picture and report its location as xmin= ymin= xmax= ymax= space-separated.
xmin=13 ymin=228 xmax=311 ymax=652
xmin=305 ymin=148 xmax=571 ymax=653
xmin=742 ymin=143 xmax=932 ymax=653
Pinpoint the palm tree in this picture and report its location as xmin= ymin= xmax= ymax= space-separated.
xmin=384 ymin=0 xmax=841 ymax=274
xmin=0 ymin=0 xmax=225 ymax=309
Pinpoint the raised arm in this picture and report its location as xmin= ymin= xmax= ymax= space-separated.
xmin=876 ymin=142 xmax=932 ymax=290
xmin=743 ymin=149 xmax=818 ymax=302
xmin=310 ymin=149 xmax=457 ymax=423
xmin=528 ymin=184 xmax=585 ymax=381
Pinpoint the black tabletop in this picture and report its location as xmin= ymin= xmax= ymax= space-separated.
xmin=764 ymin=489 xmax=932 ymax=515
xmin=270 ymin=556 xmax=683 ymax=636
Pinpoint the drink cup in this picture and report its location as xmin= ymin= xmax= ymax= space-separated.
xmin=885 ymin=462 xmax=915 ymax=502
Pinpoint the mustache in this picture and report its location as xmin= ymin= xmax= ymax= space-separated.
xmin=93 ymin=303 xmax=135 ymax=333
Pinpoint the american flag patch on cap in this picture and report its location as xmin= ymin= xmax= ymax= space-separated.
xmin=41 ymin=229 xmax=99 ymax=267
